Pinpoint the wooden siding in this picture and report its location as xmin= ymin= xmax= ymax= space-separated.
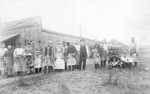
xmin=42 ymin=29 xmax=94 ymax=46
xmin=0 ymin=16 xmax=42 ymax=47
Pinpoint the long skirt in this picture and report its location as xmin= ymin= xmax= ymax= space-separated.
xmin=94 ymin=57 xmax=101 ymax=64
xmin=54 ymin=53 xmax=65 ymax=70
xmin=14 ymin=57 xmax=26 ymax=72
xmin=0 ymin=58 xmax=5 ymax=75
xmin=5 ymin=57 xmax=13 ymax=76
xmin=34 ymin=55 xmax=42 ymax=68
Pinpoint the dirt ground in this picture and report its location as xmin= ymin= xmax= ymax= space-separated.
xmin=0 ymin=56 xmax=150 ymax=94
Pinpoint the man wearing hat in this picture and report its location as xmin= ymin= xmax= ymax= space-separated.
xmin=44 ymin=41 xmax=55 ymax=74
xmin=79 ymin=39 xmax=89 ymax=70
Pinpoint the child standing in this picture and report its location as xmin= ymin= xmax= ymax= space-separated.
xmin=93 ymin=49 xmax=101 ymax=70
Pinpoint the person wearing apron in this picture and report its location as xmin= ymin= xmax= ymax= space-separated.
xmin=101 ymin=40 xmax=108 ymax=68
xmin=93 ymin=40 xmax=102 ymax=69
xmin=34 ymin=41 xmax=43 ymax=73
xmin=63 ymin=42 xmax=68 ymax=70
xmin=67 ymin=42 xmax=77 ymax=71
xmin=0 ymin=42 xmax=7 ymax=78
xmin=129 ymin=37 xmax=138 ymax=67
xmin=129 ymin=37 xmax=138 ymax=56
xmin=54 ymin=41 xmax=65 ymax=72
xmin=4 ymin=45 xmax=14 ymax=77
xmin=13 ymin=43 xmax=26 ymax=76
xmin=74 ymin=41 xmax=80 ymax=69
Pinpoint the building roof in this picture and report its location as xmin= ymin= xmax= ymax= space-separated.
xmin=42 ymin=29 xmax=94 ymax=42
xmin=108 ymin=39 xmax=128 ymax=47
xmin=0 ymin=33 xmax=20 ymax=42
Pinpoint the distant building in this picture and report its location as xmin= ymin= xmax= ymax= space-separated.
xmin=108 ymin=39 xmax=129 ymax=53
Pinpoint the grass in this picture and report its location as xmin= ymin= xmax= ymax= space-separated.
xmin=0 ymin=53 xmax=150 ymax=94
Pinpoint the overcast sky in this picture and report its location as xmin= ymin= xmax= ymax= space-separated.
xmin=0 ymin=0 xmax=150 ymax=46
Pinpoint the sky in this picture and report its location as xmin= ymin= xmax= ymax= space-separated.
xmin=0 ymin=0 xmax=150 ymax=46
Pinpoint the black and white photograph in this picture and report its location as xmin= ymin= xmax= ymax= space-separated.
xmin=0 ymin=0 xmax=150 ymax=94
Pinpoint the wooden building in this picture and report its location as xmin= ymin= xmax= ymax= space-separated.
xmin=0 ymin=16 xmax=42 ymax=47
xmin=0 ymin=16 xmax=94 ymax=47
xmin=42 ymin=29 xmax=94 ymax=47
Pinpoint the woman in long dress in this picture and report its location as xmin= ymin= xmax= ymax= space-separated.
xmin=4 ymin=45 xmax=14 ymax=77
xmin=13 ymin=43 xmax=26 ymax=76
xmin=93 ymin=48 xmax=101 ymax=70
xmin=34 ymin=41 xmax=43 ymax=73
xmin=0 ymin=43 xmax=7 ymax=77
xmin=74 ymin=42 xmax=80 ymax=69
xmin=67 ymin=42 xmax=77 ymax=71
xmin=54 ymin=41 xmax=65 ymax=71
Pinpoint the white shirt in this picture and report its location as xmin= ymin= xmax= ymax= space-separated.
xmin=75 ymin=45 xmax=80 ymax=52
xmin=14 ymin=48 xmax=25 ymax=57
xmin=129 ymin=42 xmax=138 ymax=52
xmin=103 ymin=44 xmax=108 ymax=50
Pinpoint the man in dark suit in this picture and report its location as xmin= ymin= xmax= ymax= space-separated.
xmin=79 ymin=39 xmax=89 ymax=70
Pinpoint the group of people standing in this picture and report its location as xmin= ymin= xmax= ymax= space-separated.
xmin=0 ymin=37 xmax=138 ymax=78
xmin=92 ymin=37 xmax=139 ymax=70
xmin=0 ymin=39 xmax=90 ymax=78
